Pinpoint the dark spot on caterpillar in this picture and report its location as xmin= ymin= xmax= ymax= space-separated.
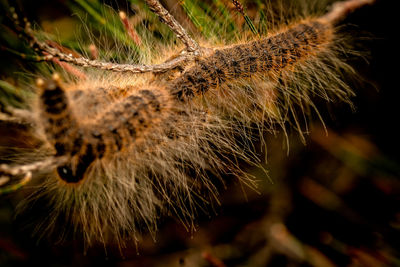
xmin=261 ymin=51 xmax=273 ymax=71
xmin=280 ymin=48 xmax=289 ymax=67
xmin=45 ymin=101 xmax=67 ymax=115
xmin=55 ymin=142 xmax=67 ymax=156
xmin=71 ymin=90 xmax=84 ymax=100
xmin=177 ymin=85 xmax=194 ymax=101
xmin=111 ymin=129 xmax=123 ymax=150
xmin=200 ymin=62 xmax=210 ymax=73
xmin=94 ymin=137 xmax=106 ymax=159
xmin=249 ymin=55 xmax=258 ymax=73
xmin=242 ymin=47 xmax=252 ymax=77
xmin=51 ymin=116 xmax=69 ymax=128
xmin=71 ymin=133 xmax=83 ymax=156
xmin=213 ymin=51 xmax=227 ymax=84
xmin=139 ymin=90 xmax=161 ymax=112
xmin=53 ymin=127 xmax=69 ymax=140
xmin=43 ymin=94 xmax=64 ymax=107
xmin=124 ymin=120 xmax=137 ymax=140
xmin=231 ymin=58 xmax=241 ymax=78
xmin=191 ymin=73 xmax=209 ymax=94
xmin=96 ymin=142 xmax=106 ymax=158
xmin=57 ymin=165 xmax=76 ymax=183
xmin=127 ymin=95 xmax=145 ymax=107
xmin=41 ymin=84 xmax=62 ymax=97
xmin=56 ymin=144 xmax=96 ymax=183
xmin=186 ymin=74 xmax=195 ymax=85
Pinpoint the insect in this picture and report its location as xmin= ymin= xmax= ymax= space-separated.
xmin=0 ymin=0 xmax=375 ymax=248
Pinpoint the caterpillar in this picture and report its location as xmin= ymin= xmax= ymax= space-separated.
xmin=0 ymin=0 xmax=375 ymax=248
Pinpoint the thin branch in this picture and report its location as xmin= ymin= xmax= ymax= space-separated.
xmin=0 ymin=172 xmax=31 ymax=195
xmin=49 ymin=57 xmax=87 ymax=80
xmin=0 ymin=156 xmax=68 ymax=194
xmin=144 ymin=0 xmax=200 ymax=53
xmin=10 ymin=9 xmax=197 ymax=74
xmin=119 ymin=11 xmax=142 ymax=46
xmin=320 ymin=0 xmax=376 ymax=24
xmin=0 ymin=45 xmax=48 ymax=62
xmin=0 ymin=176 xmax=10 ymax=187
xmin=23 ymin=20 xmax=190 ymax=73
xmin=0 ymin=157 xmax=67 ymax=178
xmin=0 ymin=103 xmax=35 ymax=126
xmin=0 ymin=109 xmax=33 ymax=125
xmin=231 ymin=0 xmax=259 ymax=35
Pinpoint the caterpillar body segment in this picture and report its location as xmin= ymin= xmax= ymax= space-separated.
xmin=85 ymin=87 xmax=170 ymax=158
xmin=39 ymin=77 xmax=174 ymax=183
xmin=170 ymin=20 xmax=333 ymax=102
xmin=38 ymin=77 xmax=81 ymax=158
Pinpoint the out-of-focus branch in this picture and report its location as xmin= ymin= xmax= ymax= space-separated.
xmin=161 ymin=0 xmax=199 ymax=36
xmin=0 ymin=156 xmax=67 ymax=194
xmin=321 ymin=0 xmax=376 ymax=24
xmin=0 ymin=107 xmax=34 ymax=125
xmin=0 ymin=157 xmax=67 ymax=178
xmin=119 ymin=11 xmax=142 ymax=46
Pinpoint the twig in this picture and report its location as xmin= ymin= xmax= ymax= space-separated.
xmin=0 ymin=45 xmax=49 ymax=62
xmin=0 ymin=107 xmax=35 ymax=125
xmin=0 ymin=111 xmax=30 ymax=125
xmin=144 ymin=0 xmax=200 ymax=53
xmin=321 ymin=0 xmax=376 ymax=24
xmin=0 ymin=156 xmax=68 ymax=194
xmin=119 ymin=11 xmax=142 ymax=46
xmin=0 ymin=172 xmax=31 ymax=195
xmin=0 ymin=156 xmax=67 ymax=178
xmin=10 ymin=10 xmax=197 ymax=74
xmin=0 ymin=177 xmax=10 ymax=187
xmin=202 ymin=251 xmax=227 ymax=267
xmin=231 ymin=0 xmax=259 ymax=35
xmin=50 ymin=57 xmax=87 ymax=80
xmin=88 ymin=44 xmax=98 ymax=59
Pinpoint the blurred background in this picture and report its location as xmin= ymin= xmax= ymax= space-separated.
xmin=0 ymin=0 xmax=399 ymax=266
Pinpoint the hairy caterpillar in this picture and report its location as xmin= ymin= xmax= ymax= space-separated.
xmin=0 ymin=0 xmax=375 ymax=248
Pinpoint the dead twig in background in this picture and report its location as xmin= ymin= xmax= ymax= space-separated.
xmin=0 ymin=156 xmax=66 ymax=195
xmin=321 ymin=0 xmax=375 ymax=24
xmin=119 ymin=11 xmax=142 ymax=46
xmin=0 ymin=156 xmax=67 ymax=179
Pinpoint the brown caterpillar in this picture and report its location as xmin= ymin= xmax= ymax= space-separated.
xmin=39 ymin=76 xmax=171 ymax=183
xmin=171 ymin=20 xmax=332 ymax=101
xmin=0 ymin=0 xmax=375 ymax=248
